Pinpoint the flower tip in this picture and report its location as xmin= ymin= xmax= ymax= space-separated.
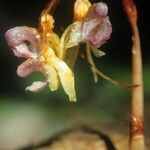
xmin=69 ymin=96 xmax=77 ymax=102
xmin=26 ymin=81 xmax=47 ymax=92
xmin=48 ymin=85 xmax=58 ymax=92
xmin=40 ymin=13 xmax=55 ymax=33
xmin=97 ymin=2 xmax=108 ymax=17
xmin=74 ymin=0 xmax=91 ymax=21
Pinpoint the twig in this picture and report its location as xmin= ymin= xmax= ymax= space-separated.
xmin=123 ymin=0 xmax=145 ymax=149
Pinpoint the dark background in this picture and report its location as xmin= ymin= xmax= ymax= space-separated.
xmin=0 ymin=0 xmax=149 ymax=149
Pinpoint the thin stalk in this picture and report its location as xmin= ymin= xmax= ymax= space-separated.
xmin=123 ymin=0 xmax=145 ymax=149
xmin=80 ymin=54 xmax=137 ymax=88
xmin=42 ymin=0 xmax=60 ymax=15
xmin=92 ymin=67 xmax=136 ymax=88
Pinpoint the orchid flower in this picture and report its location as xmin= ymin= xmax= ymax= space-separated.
xmin=5 ymin=14 xmax=77 ymax=102
xmin=64 ymin=0 xmax=112 ymax=82
xmin=5 ymin=0 xmax=112 ymax=102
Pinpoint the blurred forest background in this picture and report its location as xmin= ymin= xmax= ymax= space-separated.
xmin=0 ymin=0 xmax=149 ymax=149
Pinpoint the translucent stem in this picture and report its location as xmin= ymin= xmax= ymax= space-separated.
xmin=92 ymin=67 xmax=136 ymax=88
xmin=42 ymin=0 xmax=60 ymax=15
xmin=80 ymin=53 xmax=136 ymax=88
xmin=123 ymin=0 xmax=145 ymax=149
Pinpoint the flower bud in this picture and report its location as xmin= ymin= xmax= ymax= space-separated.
xmin=40 ymin=13 xmax=55 ymax=34
xmin=74 ymin=0 xmax=91 ymax=21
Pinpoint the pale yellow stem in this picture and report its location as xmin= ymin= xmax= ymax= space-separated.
xmin=123 ymin=0 xmax=145 ymax=149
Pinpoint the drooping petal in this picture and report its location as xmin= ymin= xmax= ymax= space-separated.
xmin=26 ymin=81 xmax=47 ymax=92
xmin=81 ymin=2 xmax=112 ymax=48
xmin=43 ymin=64 xmax=59 ymax=91
xmin=17 ymin=58 xmax=43 ymax=78
xmin=41 ymin=48 xmax=76 ymax=101
xmin=5 ymin=26 xmax=40 ymax=58
xmin=52 ymin=58 xmax=77 ymax=102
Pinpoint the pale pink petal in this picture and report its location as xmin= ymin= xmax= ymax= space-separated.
xmin=5 ymin=26 xmax=40 ymax=58
xmin=26 ymin=81 xmax=47 ymax=92
xmin=17 ymin=58 xmax=43 ymax=78
xmin=81 ymin=2 xmax=112 ymax=48
xmin=13 ymin=43 xmax=38 ymax=58
xmin=85 ymin=2 xmax=108 ymax=19
xmin=85 ymin=18 xmax=112 ymax=48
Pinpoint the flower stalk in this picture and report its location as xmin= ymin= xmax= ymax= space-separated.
xmin=123 ymin=0 xmax=145 ymax=149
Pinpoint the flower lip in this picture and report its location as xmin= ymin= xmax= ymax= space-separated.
xmin=87 ymin=18 xmax=112 ymax=48
xmin=84 ymin=2 xmax=108 ymax=21
xmin=81 ymin=2 xmax=112 ymax=48
xmin=96 ymin=2 xmax=108 ymax=17
xmin=5 ymin=27 xmax=38 ymax=47
xmin=5 ymin=26 xmax=40 ymax=58
xmin=17 ymin=58 xmax=43 ymax=78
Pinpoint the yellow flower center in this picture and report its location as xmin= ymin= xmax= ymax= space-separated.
xmin=38 ymin=13 xmax=58 ymax=62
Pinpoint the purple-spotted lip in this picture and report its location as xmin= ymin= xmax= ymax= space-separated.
xmin=84 ymin=2 xmax=108 ymax=21
xmin=81 ymin=2 xmax=112 ymax=48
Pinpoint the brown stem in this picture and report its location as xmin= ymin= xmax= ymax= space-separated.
xmin=42 ymin=0 xmax=60 ymax=15
xmin=123 ymin=0 xmax=145 ymax=149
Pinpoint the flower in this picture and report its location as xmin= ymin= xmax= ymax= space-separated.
xmin=66 ymin=1 xmax=112 ymax=82
xmin=5 ymin=14 xmax=77 ymax=102
xmin=5 ymin=0 xmax=112 ymax=102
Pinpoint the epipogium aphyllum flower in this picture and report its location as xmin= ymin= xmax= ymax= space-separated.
xmin=5 ymin=0 xmax=112 ymax=102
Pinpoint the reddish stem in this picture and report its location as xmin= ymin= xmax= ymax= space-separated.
xmin=42 ymin=0 xmax=60 ymax=15
xmin=123 ymin=0 xmax=145 ymax=149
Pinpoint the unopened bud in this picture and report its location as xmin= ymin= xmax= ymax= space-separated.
xmin=40 ymin=13 xmax=55 ymax=33
xmin=74 ymin=0 xmax=91 ymax=21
